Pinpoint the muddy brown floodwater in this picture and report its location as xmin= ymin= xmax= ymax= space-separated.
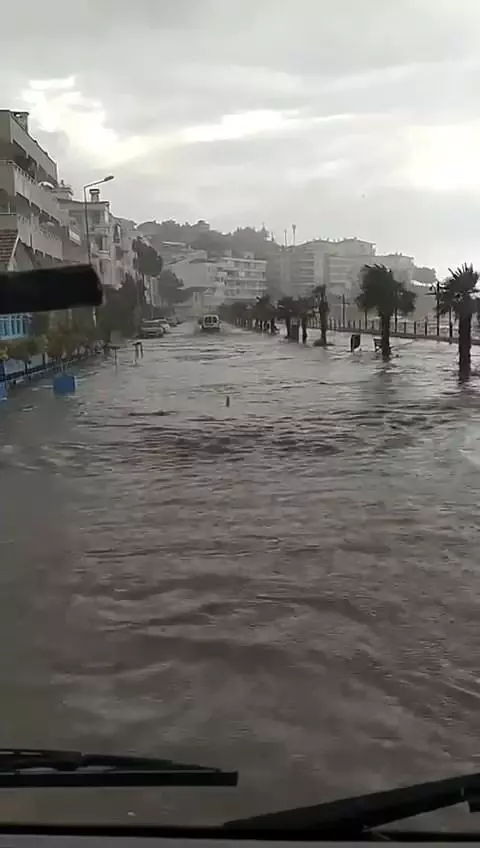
xmin=1 ymin=324 xmax=480 ymax=828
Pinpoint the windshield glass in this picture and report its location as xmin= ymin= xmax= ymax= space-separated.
xmin=0 ymin=0 xmax=479 ymax=832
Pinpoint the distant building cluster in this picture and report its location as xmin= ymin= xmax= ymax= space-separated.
xmin=268 ymin=238 xmax=418 ymax=300
xmin=142 ymin=241 xmax=268 ymax=312
xmin=0 ymin=108 xmax=435 ymax=336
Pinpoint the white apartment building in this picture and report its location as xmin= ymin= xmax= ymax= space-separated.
xmin=324 ymin=248 xmax=414 ymax=298
xmin=204 ymin=261 xmax=227 ymax=308
xmin=222 ymin=252 xmax=267 ymax=303
xmin=153 ymin=246 xmax=226 ymax=313
xmin=0 ymin=111 xmax=83 ymax=340
xmin=0 ymin=110 xmax=65 ymax=270
xmin=269 ymin=238 xmax=375 ymax=298
xmin=56 ymin=184 xmax=117 ymax=289
xmin=376 ymin=253 xmax=415 ymax=284
xmin=113 ymin=216 xmax=137 ymax=287
xmin=163 ymin=248 xmax=210 ymax=288
xmin=324 ymin=254 xmax=374 ymax=297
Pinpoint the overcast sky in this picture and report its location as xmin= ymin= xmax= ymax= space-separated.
xmin=3 ymin=0 xmax=480 ymax=272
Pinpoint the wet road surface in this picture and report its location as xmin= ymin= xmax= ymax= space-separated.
xmin=1 ymin=324 xmax=480 ymax=826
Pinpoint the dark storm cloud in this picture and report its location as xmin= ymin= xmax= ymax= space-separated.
xmin=3 ymin=0 xmax=480 ymax=270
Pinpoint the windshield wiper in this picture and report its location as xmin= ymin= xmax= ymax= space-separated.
xmin=224 ymin=771 xmax=480 ymax=838
xmin=0 ymin=749 xmax=237 ymax=789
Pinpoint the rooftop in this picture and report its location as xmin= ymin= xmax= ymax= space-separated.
xmin=0 ymin=110 xmax=57 ymax=170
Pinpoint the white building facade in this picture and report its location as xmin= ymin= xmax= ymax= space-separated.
xmin=56 ymin=185 xmax=117 ymax=289
xmin=113 ymin=216 xmax=137 ymax=287
xmin=0 ymin=111 xmax=81 ymax=339
xmin=375 ymin=253 xmax=415 ymax=284
xmin=222 ymin=252 xmax=267 ymax=303
xmin=269 ymin=238 xmax=376 ymax=298
xmin=0 ymin=110 xmax=64 ymax=268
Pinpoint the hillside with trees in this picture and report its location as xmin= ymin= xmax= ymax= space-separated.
xmin=136 ymin=219 xmax=279 ymax=261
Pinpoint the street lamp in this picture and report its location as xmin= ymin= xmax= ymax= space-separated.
xmin=83 ymin=175 xmax=114 ymax=264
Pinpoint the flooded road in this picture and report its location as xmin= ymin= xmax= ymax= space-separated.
xmin=1 ymin=324 xmax=480 ymax=826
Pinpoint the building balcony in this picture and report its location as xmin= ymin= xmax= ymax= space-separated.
xmin=0 ymin=160 xmax=61 ymax=223
xmin=68 ymin=226 xmax=81 ymax=245
xmin=0 ymin=111 xmax=58 ymax=183
xmin=91 ymin=244 xmax=111 ymax=259
xmin=0 ymin=211 xmax=62 ymax=260
xmin=89 ymin=223 xmax=110 ymax=239
xmin=17 ymin=214 xmax=62 ymax=260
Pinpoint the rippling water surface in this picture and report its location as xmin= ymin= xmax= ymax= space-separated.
xmin=1 ymin=324 xmax=480 ymax=826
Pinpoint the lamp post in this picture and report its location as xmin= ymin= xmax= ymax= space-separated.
xmin=83 ymin=175 xmax=114 ymax=264
xmin=83 ymin=176 xmax=114 ymax=329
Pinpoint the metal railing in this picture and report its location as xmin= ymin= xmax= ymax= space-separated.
xmin=0 ymin=160 xmax=61 ymax=222
xmin=307 ymin=315 xmax=480 ymax=343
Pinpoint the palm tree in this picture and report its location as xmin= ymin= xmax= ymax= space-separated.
xmin=228 ymin=300 xmax=250 ymax=327
xmin=277 ymin=296 xmax=298 ymax=339
xmin=253 ymin=294 xmax=275 ymax=330
xmin=439 ymin=263 xmax=479 ymax=380
xmin=295 ymin=296 xmax=314 ymax=343
xmin=356 ymin=264 xmax=416 ymax=360
xmin=313 ymin=284 xmax=329 ymax=347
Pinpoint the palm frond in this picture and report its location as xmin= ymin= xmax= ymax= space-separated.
xmin=438 ymin=263 xmax=480 ymax=318
xmin=397 ymin=288 xmax=416 ymax=317
xmin=356 ymin=264 xmax=415 ymax=318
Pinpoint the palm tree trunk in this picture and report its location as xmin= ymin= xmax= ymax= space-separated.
xmin=319 ymin=308 xmax=328 ymax=346
xmin=458 ymin=314 xmax=472 ymax=379
xmin=301 ymin=315 xmax=307 ymax=343
xmin=380 ymin=315 xmax=391 ymax=360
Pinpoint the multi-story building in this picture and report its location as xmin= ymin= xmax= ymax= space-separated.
xmin=112 ymin=217 xmax=137 ymax=287
xmin=153 ymin=247 xmax=266 ymax=312
xmin=0 ymin=110 xmax=82 ymax=340
xmin=204 ymin=261 xmax=227 ymax=309
xmin=375 ymin=253 xmax=415 ymax=284
xmin=53 ymin=181 xmax=84 ymax=264
xmin=268 ymin=245 xmax=314 ymax=298
xmin=162 ymin=247 xmax=210 ymax=288
xmin=222 ymin=252 xmax=267 ymax=303
xmin=324 ymin=254 xmax=374 ymax=297
xmin=150 ymin=245 xmax=222 ymax=313
xmin=55 ymin=184 xmax=117 ymax=289
xmin=268 ymin=238 xmax=375 ymax=299
xmin=0 ymin=111 xmax=63 ymax=266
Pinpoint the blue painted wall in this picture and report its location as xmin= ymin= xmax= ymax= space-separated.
xmin=0 ymin=315 xmax=29 ymax=340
